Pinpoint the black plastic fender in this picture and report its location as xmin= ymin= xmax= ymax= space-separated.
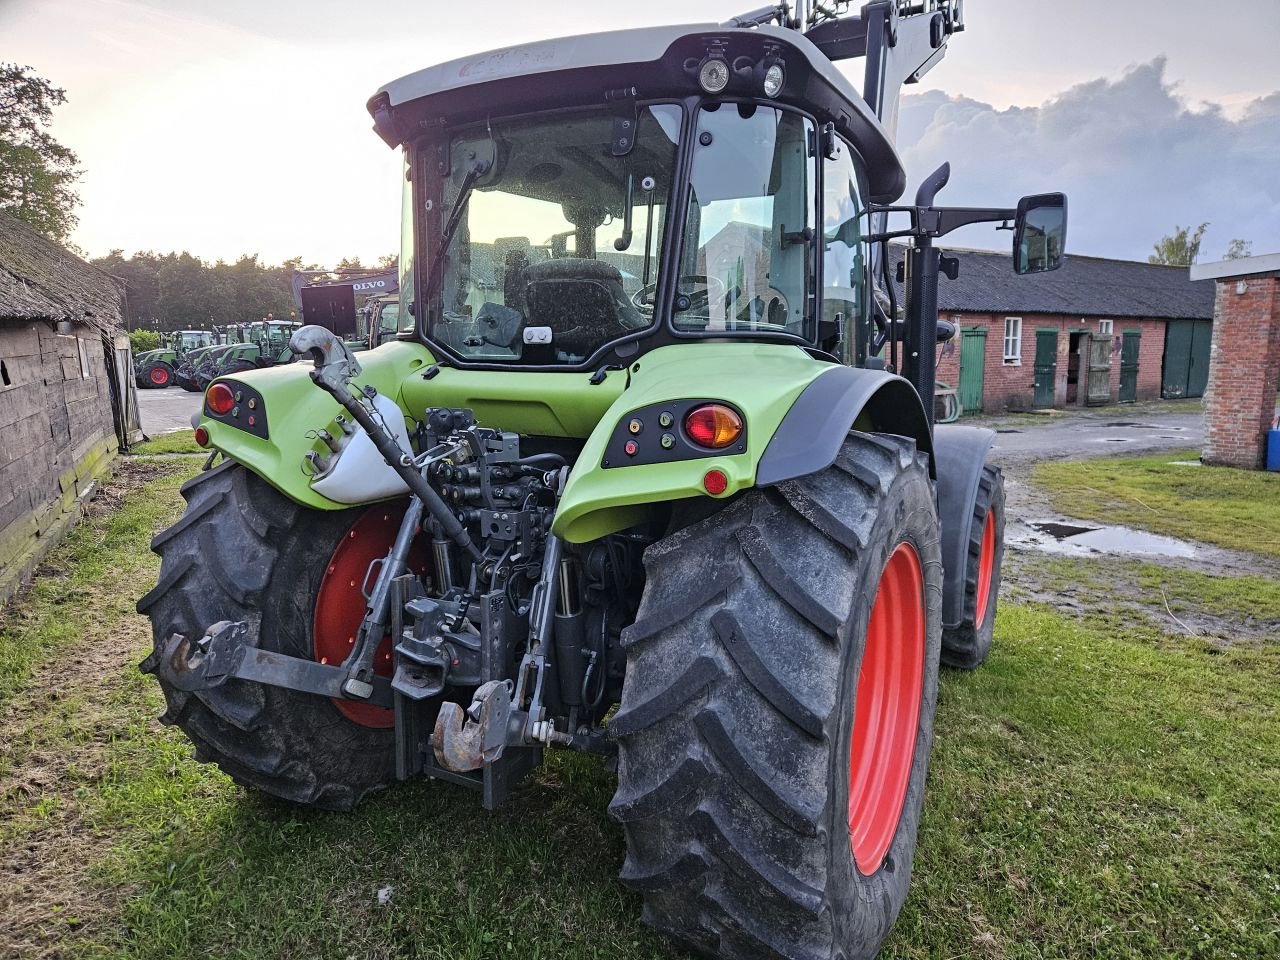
xmin=755 ymin=365 xmax=935 ymax=486
xmin=932 ymin=424 xmax=997 ymax=629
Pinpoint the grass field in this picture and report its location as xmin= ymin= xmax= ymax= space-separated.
xmin=1033 ymin=449 xmax=1280 ymax=557
xmin=1 ymin=459 xmax=1278 ymax=959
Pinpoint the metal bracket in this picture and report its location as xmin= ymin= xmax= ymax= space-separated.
xmin=157 ymin=621 xmax=394 ymax=708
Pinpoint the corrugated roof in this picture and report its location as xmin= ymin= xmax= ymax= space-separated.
xmin=891 ymin=246 xmax=1215 ymax=321
xmin=0 ymin=212 xmax=123 ymax=331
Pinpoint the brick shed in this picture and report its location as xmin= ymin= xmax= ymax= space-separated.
xmin=1190 ymin=253 xmax=1280 ymax=469
xmin=0 ymin=213 xmax=141 ymax=605
xmin=894 ymin=248 xmax=1217 ymax=415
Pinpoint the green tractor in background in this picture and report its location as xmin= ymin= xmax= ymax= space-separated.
xmin=358 ymin=293 xmax=403 ymax=350
xmin=139 ymin=3 xmax=1068 ymax=957
xmin=134 ymin=329 xmax=216 ymax=388
xmin=192 ymin=320 xmax=301 ymax=391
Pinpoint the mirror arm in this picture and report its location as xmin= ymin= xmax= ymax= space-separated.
xmin=867 ymin=204 xmax=1016 ymax=242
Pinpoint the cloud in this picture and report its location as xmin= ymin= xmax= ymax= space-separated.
xmin=897 ymin=59 xmax=1280 ymax=261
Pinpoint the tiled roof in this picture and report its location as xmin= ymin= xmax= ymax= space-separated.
xmin=891 ymin=245 xmax=1215 ymax=321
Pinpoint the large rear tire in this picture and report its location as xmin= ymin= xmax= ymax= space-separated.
xmin=610 ymin=433 xmax=942 ymax=960
xmin=137 ymin=463 xmax=399 ymax=810
xmin=940 ymin=464 xmax=1004 ymax=670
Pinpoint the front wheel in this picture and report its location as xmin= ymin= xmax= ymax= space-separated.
xmin=140 ymin=361 xmax=173 ymax=388
xmin=137 ymin=464 xmax=417 ymax=809
xmin=941 ymin=464 xmax=1005 ymax=670
xmin=610 ymin=433 xmax=942 ymax=960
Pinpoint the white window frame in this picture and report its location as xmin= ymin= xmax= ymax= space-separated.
xmin=1003 ymin=316 xmax=1023 ymax=365
xmin=1098 ymin=318 xmax=1113 ymax=335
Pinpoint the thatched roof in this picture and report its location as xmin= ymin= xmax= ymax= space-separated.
xmin=0 ymin=212 xmax=123 ymax=332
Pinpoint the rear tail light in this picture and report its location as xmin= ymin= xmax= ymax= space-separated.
xmin=206 ymin=382 xmax=234 ymax=415
xmin=684 ymin=404 xmax=743 ymax=449
xmin=194 ymin=426 xmax=210 ymax=448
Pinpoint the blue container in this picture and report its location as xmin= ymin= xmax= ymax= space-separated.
xmin=1269 ymin=429 xmax=1280 ymax=472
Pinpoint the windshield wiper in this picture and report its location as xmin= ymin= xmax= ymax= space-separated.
xmin=423 ymin=158 xmax=490 ymax=300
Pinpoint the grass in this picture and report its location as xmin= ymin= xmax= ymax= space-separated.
xmin=127 ymin=431 xmax=203 ymax=457
xmin=2 ymin=462 xmax=1279 ymax=959
xmin=1033 ymin=449 xmax=1280 ymax=557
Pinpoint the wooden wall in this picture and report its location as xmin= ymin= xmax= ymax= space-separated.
xmin=0 ymin=319 xmax=119 ymax=605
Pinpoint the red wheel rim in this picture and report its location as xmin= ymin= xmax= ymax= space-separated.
xmin=313 ymin=502 xmax=430 ymax=728
xmin=974 ymin=512 xmax=996 ymax=629
xmin=150 ymin=368 xmax=168 ymax=385
xmin=848 ymin=541 xmax=925 ymax=876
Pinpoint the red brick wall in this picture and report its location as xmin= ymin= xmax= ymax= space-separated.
xmin=1202 ymin=274 xmax=1280 ymax=469
xmin=935 ymin=312 xmax=1171 ymax=414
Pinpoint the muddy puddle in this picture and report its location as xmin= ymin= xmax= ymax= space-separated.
xmin=1009 ymin=519 xmax=1198 ymax=558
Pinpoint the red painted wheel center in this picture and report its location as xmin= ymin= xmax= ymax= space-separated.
xmin=848 ymin=541 xmax=925 ymax=876
xmin=974 ymin=512 xmax=996 ymax=629
xmin=150 ymin=367 xmax=168 ymax=385
xmin=313 ymin=502 xmax=430 ymax=729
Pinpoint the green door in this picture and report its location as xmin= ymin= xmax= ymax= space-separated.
xmin=958 ymin=327 xmax=987 ymax=414
xmin=1119 ymin=330 xmax=1140 ymax=402
xmin=1187 ymin=319 xmax=1212 ymax=398
xmin=1162 ymin=319 xmax=1212 ymax=399
xmin=1033 ymin=329 xmax=1058 ymax=408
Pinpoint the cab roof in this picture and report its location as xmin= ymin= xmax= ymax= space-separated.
xmin=370 ymin=23 xmax=906 ymax=202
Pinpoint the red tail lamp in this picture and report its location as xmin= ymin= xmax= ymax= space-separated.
xmin=206 ymin=382 xmax=235 ymax=415
xmin=703 ymin=469 xmax=729 ymax=495
xmin=194 ymin=426 xmax=210 ymax=448
xmin=684 ymin=404 xmax=743 ymax=449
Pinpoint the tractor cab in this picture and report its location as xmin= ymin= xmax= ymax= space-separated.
xmin=369 ymin=22 xmax=907 ymax=371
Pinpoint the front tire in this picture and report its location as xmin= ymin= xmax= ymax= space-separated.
xmin=140 ymin=361 xmax=173 ymax=388
xmin=940 ymin=464 xmax=1004 ymax=670
xmin=610 ymin=433 xmax=942 ymax=960
xmin=137 ymin=463 xmax=399 ymax=810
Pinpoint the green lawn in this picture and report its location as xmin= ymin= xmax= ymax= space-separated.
xmin=2 ymin=462 xmax=1277 ymax=959
xmin=1033 ymin=449 xmax=1280 ymax=557
xmin=126 ymin=430 xmax=204 ymax=457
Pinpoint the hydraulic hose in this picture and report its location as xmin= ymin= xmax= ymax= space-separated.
xmin=326 ymin=383 xmax=484 ymax=563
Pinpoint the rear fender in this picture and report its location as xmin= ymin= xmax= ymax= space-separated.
xmin=552 ymin=344 xmax=830 ymax=543
xmin=198 ymin=340 xmax=435 ymax=510
xmin=933 ymin=424 xmax=996 ymax=628
xmin=755 ymin=365 xmax=935 ymax=485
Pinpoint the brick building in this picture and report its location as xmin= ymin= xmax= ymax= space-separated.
xmin=906 ymin=248 xmax=1216 ymax=414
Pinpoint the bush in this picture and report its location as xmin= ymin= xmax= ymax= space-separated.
xmin=129 ymin=329 xmax=161 ymax=354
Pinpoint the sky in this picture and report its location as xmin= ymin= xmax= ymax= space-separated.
xmin=4 ymin=0 xmax=1279 ymax=266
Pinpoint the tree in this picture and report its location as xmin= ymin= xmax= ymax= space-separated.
xmin=128 ymin=329 xmax=161 ymax=353
xmin=1224 ymin=239 xmax=1253 ymax=261
xmin=0 ymin=64 xmax=81 ymax=242
xmin=1149 ymin=223 xmax=1209 ymax=267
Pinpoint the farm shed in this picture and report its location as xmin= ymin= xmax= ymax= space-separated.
xmin=0 ymin=212 xmax=141 ymax=605
xmin=901 ymin=248 xmax=1216 ymax=414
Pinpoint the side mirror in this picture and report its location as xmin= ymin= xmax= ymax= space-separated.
xmin=1013 ymin=193 xmax=1067 ymax=275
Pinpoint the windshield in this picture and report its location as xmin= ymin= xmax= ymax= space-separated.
xmin=430 ymin=105 xmax=681 ymax=364
xmin=676 ymin=104 xmax=816 ymax=340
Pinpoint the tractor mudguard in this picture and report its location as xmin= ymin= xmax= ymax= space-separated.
xmin=932 ymin=424 xmax=996 ymax=629
xmin=196 ymin=340 xmax=436 ymax=511
xmin=552 ymin=343 xmax=830 ymax=543
xmin=755 ymin=364 xmax=935 ymax=485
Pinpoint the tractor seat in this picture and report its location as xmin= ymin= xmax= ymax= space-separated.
xmin=522 ymin=259 xmax=646 ymax=356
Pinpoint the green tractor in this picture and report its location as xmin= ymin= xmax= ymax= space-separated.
xmin=139 ymin=3 xmax=1067 ymax=956
xmin=134 ymin=329 xmax=216 ymax=388
xmin=174 ymin=340 xmax=232 ymax=392
xmin=195 ymin=320 xmax=301 ymax=389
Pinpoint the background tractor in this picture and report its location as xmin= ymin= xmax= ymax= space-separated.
xmin=134 ymin=329 xmax=216 ymax=388
xmin=139 ymin=3 xmax=1066 ymax=957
